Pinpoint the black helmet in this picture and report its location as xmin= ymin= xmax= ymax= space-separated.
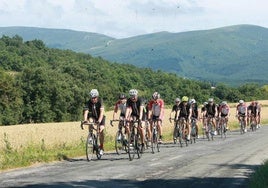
xmin=119 ymin=93 xmax=126 ymax=99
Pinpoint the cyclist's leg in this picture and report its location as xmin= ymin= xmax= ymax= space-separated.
xmin=186 ymin=119 xmax=191 ymax=140
xmin=99 ymin=117 xmax=106 ymax=153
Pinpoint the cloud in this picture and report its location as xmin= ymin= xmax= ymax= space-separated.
xmin=0 ymin=0 xmax=267 ymax=38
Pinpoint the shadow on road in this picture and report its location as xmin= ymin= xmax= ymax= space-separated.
xmin=14 ymin=163 xmax=258 ymax=188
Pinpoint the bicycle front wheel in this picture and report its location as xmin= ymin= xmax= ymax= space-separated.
xmin=86 ymin=134 xmax=94 ymax=161
xmin=115 ymin=131 xmax=124 ymax=155
xmin=128 ymin=133 xmax=136 ymax=161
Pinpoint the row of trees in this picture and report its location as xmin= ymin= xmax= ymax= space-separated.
xmin=0 ymin=35 xmax=267 ymax=125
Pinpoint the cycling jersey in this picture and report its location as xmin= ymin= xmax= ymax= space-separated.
xmin=219 ymin=105 xmax=229 ymax=117
xmin=114 ymin=100 xmax=127 ymax=117
xmin=205 ymin=103 xmax=216 ymax=117
xmin=148 ymin=99 xmax=164 ymax=117
xmin=126 ymin=97 xmax=144 ymax=118
xmin=84 ymin=98 xmax=104 ymax=119
xmin=236 ymin=104 xmax=247 ymax=115
xmin=191 ymin=103 xmax=198 ymax=119
xmin=178 ymin=102 xmax=191 ymax=118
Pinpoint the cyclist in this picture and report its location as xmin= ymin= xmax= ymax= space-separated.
xmin=205 ymin=98 xmax=217 ymax=135
xmin=176 ymin=96 xmax=191 ymax=140
xmin=201 ymin=102 xmax=208 ymax=130
xmin=169 ymin=98 xmax=181 ymax=141
xmin=169 ymin=98 xmax=181 ymax=121
xmin=148 ymin=92 xmax=165 ymax=143
xmin=218 ymin=101 xmax=230 ymax=130
xmin=142 ymin=99 xmax=151 ymax=146
xmin=113 ymin=93 xmax=127 ymax=120
xmin=248 ymin=101 xmax=258 ymax=128
xmin=83 ymin=89 xmax=105 ymax=155
xmin=256 ymin=101 xmax=262 ymax=128
xmin=189 ymin=98 xmax=199 ymax=138
xmin=113 ymin=93 xmax=128 ymax=139
xmin=236 ymin=100 xmax=247 ymax=132
xmin=125 ymin=89 xmax=145 ymax=151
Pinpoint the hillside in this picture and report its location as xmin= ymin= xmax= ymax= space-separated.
xmin=88 ymin=25 xmax=268 ymax=85
xmin=0 ymin=26 xmax=114 ymax=52
xmin=0 ymin=25 xmax=268 ymax=85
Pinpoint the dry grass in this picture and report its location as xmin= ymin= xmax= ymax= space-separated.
xmin=1 ymin=100 xmax=267 ymax=150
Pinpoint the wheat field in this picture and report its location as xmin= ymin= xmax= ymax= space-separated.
xmin=0 ymin=100 xmax=267 ymax=150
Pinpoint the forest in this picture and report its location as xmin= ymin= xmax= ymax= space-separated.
xmin=0 ymin=35 xmax=267 ymax=125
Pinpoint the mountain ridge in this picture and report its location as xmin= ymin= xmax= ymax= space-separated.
xmin=1 ymin=24 xmax=267 ymax=85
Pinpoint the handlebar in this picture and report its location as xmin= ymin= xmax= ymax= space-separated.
xmin=80 ymin=121 xmax=99 ymax=130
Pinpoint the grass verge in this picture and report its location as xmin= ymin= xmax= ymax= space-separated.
xmin=249 ymin=160 xmax=268 ymax=188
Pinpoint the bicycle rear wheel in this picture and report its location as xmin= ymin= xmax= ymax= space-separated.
xmin=86 ymin=134 xmax=94 ymax=161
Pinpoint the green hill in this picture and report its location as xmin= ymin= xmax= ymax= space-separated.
xmin=87 ymin=25 xmax=268 ymax=85
xmin=1 ymin=25 xmax=268 ymax=85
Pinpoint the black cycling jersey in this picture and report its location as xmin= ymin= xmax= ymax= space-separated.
xmin=126 ymin=97 xmax=144 ymax=118
xmin=84 ymin=98 xmax=104 ymax=119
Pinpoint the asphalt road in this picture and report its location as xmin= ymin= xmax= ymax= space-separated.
xmin=1 ymin=126 xmax=268 ymax=188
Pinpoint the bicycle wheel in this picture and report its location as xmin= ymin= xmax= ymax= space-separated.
xmin=95 ymin=134 xmax=102 ymax=160
xmin=86 ymin=134 xmax=94 ymax=161
xmin=135 ymin=134 xmax=141 ymax=158
xmin=173 ymin=126 xmax=178 ymax=144
xmin=115 ymin=131 xmax=124 ymax=155
xmin=178 ymin=128 xmax=183 ymax=147
xmin=151 ymin=131 xmax=157 ymax=154
xmin=128 ymin=132 xmax=136 ymax=161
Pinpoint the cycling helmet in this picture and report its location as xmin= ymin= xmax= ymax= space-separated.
xmin=129 ymin=89 xmax=138 ymax=96
xmin=89 ymin=89 xmax=99 ymax=98
xmin=190 ymin=98 xmax=196 ymax=104
xmin=152 ymin=92 xmax=160 ymax=99
xmin=119 ymin=93 xmax=126 ymax=99
xmin=208 ymin=98 xmax=214 ymax=103
xmin=221 ymin=101 xmax=227 ymax=105
xmin=175 ymin=98 xmax=181 ymax=103
xmin=239 ymin=100 xmax=244 ymax=104
xmin=203 ymin=102 xmax=208 ymax=106
xmin=181 ymin=96 xmax=189 ymax=102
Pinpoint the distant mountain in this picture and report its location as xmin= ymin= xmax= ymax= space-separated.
xmin=1 ymin=25 xmax=267 ymax=85
xmin=0 ymin=26 xmax=114 ymax=52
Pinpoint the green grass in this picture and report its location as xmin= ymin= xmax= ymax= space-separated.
xmin=249 ymin=160 xmax=268 ymax=188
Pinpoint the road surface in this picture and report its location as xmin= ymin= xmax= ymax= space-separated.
xmin=1 ymin=126 xmax=268 ymax=188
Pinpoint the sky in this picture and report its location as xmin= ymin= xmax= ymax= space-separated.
xmin=0 ymin=0 xmax=268 ymax=39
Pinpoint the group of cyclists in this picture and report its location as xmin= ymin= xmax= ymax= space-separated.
xmin=82 ymin=88 xmax=262 ymax=156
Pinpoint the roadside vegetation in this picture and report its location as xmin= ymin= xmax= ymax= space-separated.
xmin=249 ymin=160 xmax=268 ymax=188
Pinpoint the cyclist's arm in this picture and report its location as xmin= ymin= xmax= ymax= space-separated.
xmin=83 ymin=109 xmax=89 ymax=122
xmin=98 ymin=107 xmax=104 ymax=123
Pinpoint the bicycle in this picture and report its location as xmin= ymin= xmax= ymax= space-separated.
xmin=205 ymin=115 xmax=214 ymax=141
xmin=171 ymin=117 xmax=189 ymax=147
xmin=110 ymin=119 xmax=128 ymax=155
xmin=127 ymin=118 xmax=142 ymax=161
xmin=80 ymin=120 xmax=102 ymax=161
xmin=250 ymin=114 xmax=257 ymax=132
xmin=218 ymin=116 xmax=227 ymax=138
xmin=238 ymin=115 xmax=247 ymax=134
xmin=144 ymin=120 xmax=151 ymax=150
xmin=149 ymin=118 xmax=161 ymax=154
xmin=190 ymin=118 xmax=198 ymax=144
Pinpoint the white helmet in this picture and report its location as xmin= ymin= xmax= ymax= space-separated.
xmin=239 ymin=100 xmax=244 ymax=104
xmin=203 ymin=102 xmax=208 ymax=106
xmin=221 ymin=101 xmax=227 ymax=105
xmin=89 ymin=89 xmax=99 ymax=98
xmin=175 ymin=98 xmax=181 ymax=103
xmin=190 ymin=98 xmax=196 ymax=104
xmin=152 ymin=92 xmax=160 ymax=99
xmin=129 ymin=89 xmax=138 ymax=96
xmin=208 ymin=98 xmax=214 ymax=103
